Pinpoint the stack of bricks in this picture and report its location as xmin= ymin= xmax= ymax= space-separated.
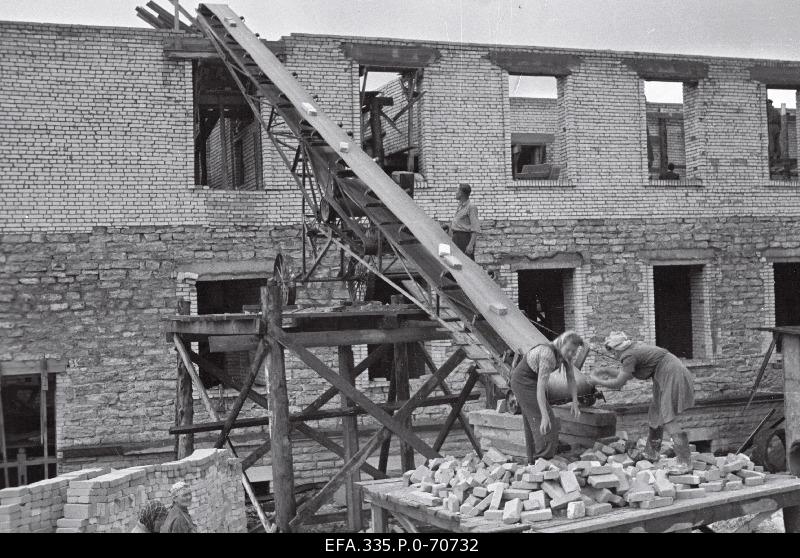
xmin=400 ymin=434 xmax=771 ymax=525
xmin=56 ymin=448 xmax=246 ymax=533
xmin=0 ymin=467 xmax=108 ymax=533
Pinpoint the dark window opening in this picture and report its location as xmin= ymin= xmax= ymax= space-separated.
xmin=774 ymin=262 xmax=800 ymax=352
xmin=766 ymin=89 xmax=798 ymax=180
xmin=196 ymin=278 xmax=269 ymax=387
xmin=193 ymin=60 xmax=261 ymax=189
xmin=518 ymin=269 xmax=570 ymax=341
xmin=645 ymin=81 xmax=686 ymax=180
xmin=359 ymin=68 xmax=423 ymax=177
xmin=654 ymin=265 xmax=705 ymax=359
xmin=364 ymin=274 xmax=425 ymax=381
xmin=509 ymin=75 xmax=561 ymax=181
xmin=692 ymin=440 xmax=712 ymax=453
xmin=1 ymin=374 xmax=56 ymax=488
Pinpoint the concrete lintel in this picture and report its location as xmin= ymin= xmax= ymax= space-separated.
xmin=341 ymin=42 xmax=441 ymax=70
xmin=487 ymin=50 xmax=581 ymax=76
xmin=506 ymin=252 xmax=584 ymax=270
xmin=640 ymin=248 xmax=714 ymax=264
xmin=763 ymin=248 xmax=800 ymax=262
xmin=622 ymin=58 xmax=708 ymax=82
xmin=177 ymin=261 xmax=272 ymax=282
xmin=749 ymin=65 xmax=800 ymax=88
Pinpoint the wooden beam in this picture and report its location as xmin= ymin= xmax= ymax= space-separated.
xmin=275 ymin=333 xmax=439 ymax=459
xmin=164 ymin=37 xmax=285 ymax=60
xmin=168 ymin=393 xmax=478 ymax=434
xmin=487 ymin=51 xmax=581 ymax=76
xmin=175 ymin=300 xmax=194 ymax=459
xmin=186 ymin=348 xmax=270 ymax=410
xmin=165 ymin=317 xmax=262 ymax=338
xmin=214 ymin=290 xmax=270 ymax=448
xmin=378 ymin=369 xmax=397 ymax=473
xmin=266 ymin=282 xmax=296 ymax=532
xmin=219 ymin=99 xmax=229 ymax=190
xmin=433 ymin=364 xmax=479 ymax=453
xmin=294 ymin=422 xmax=386 ymax=480
xmin=230 ymin=327 xmax=449 ymax=350
xmin=339 ymin=344 xmax=363 ymax=531
xmin=240 ymin=438 xmax=271 ymax=472
xmin=622 ymin=58 xmax=708 ymax=82
xmin=394 ymin=341 xmax=414 ymax=472
xmin=341 ymin=42 xmax=440 ymax=70
xmin=135 ymin=7 xmax=168 ymax=29
xmin=749 ymin=64 xmax=800 ymax=88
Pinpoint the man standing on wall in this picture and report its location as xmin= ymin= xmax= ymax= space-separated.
xmin=767 ymin=99 xmax=782 ymax=165
xmin=160 ymin=481 xmax=197 ymax=533
xmin=448 ymin=183 xmax=480 ymax=259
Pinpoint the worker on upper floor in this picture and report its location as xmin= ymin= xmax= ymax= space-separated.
xmin=661 ymin=162 xmax=680 ymax=180
xmin=586 ymin=331 xmax=696 ymax=474
xmin=447 ymin=183 xmax=480 ymax=259
xmin=510 ymin=330 xmax=583 ymax=461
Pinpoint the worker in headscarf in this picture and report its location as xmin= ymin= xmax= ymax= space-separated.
xmin=510 ymin=330 xmax=584 ymax=461
xmin=586 ymin=331 xmax=695 ymax=473
xmin=160 ymin=481 xmax=197 ymax=533
xmin=131 ymin=499 xmax=168 ymax=533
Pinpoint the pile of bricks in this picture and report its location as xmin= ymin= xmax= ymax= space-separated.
xmin=401 ymin=435 xmax=769 ymax=526
xmin=56 ymin=448 xmax=246 ymax=533
xmin=0 ymin=468 xmax=108 ymax=533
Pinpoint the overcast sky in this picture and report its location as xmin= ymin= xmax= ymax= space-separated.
xmin=2 ymin=0 xmax=799 ymax=106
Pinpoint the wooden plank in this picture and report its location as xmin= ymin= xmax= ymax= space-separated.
xmin=275 ymin=333 xmax=439 ymax=459
xmin=166 ymin=318 xmax=262 ymax=338
xmin=219 ymin=99 xmax=230 ymax=189
xmin=745 ymin=336 xmax=777 ymax=410
xmin=378 ymin=369 xmax=397 ymax=473
xmin=266 ymin=283 xmax=296 ymax=531
xmin=284 ymin=327 xmax=450 ymax=347
xmin=394 ymin=340 xmax=415 ymax=472
xmin=487 ymin=50 xmax=581 ymax=76
xmin=208 ymin=335 xmax=260 ymax=353
xmin=168 ymin=392 xmax=479 ymax=434
xmin=371 ymin=503 xmax=389 ymax=533
xmin=339 ymin=344 xmax=363 ymax=531
xmin=622 ymin=58 xmax=709 ymax=81
xmin=0 ymin=359 xmax=67 ymax=377
xmin=341 ymin=42 xmax=441 ymax=69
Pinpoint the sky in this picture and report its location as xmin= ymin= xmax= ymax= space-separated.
xmin=1 ymin=0 xmax=798 ymax=106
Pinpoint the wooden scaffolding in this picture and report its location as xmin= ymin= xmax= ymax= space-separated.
xmin=165 ymin=281 xmax=483 ymax=532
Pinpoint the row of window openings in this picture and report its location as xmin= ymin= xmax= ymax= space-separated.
xmin=510 ymin=77 xmax=797 ymax=181
xmin=191 ymin=262 xmax=799 ymax=385
xmin=518 ymin=262 xmax=800 ymax=359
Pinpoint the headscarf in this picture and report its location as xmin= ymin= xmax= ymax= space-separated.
xmin=138 ymin=500 xmax=168 ymax=532
xmin=604 ymin=331 xmax=633 ymax=351
xmin=170 ymin=481 xmax=189 ymax=498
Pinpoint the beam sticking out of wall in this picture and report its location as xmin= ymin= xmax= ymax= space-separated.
xmin=487 ymin=51 xmax=581 ymax=76
xmin=749 ymin=65 xmax=800 ymax=88
xmin=622 ymin=58 xmax=708 ymax=82
xmin=342 ymin=43 xmax=441 ymax=70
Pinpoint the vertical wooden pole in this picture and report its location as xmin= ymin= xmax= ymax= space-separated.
xmin=219 ymin=100 xmax=229 ymax=189
xmin=339 ymin=345 xmax=363 ymax=531
xmin=0 ymin=367 xmax=9 ymax=487
xmin=39 ymin=358 xmax=49 ymax=479
xmin=391 ymin=295 xmax=414 ymax=471
xmin=175 ymin=300 xmax=194 ymax=459
xmin=266 ymin=282 xmax=296 ymax=531
xmin=17 ymin=448 xmax=26 ymax=486
xmin=658 ymin=116 xmax=668 ymax=174
xmin=377 ymin=370 xmax=396 ymax=473
xmin=371 ymin=504 xmax=389 ymax=533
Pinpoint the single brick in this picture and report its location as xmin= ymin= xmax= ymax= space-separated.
xmin=521 ymin=508 xmax=553 ymax=523
xmin=585 ymin=502 xmax=613 ymax=516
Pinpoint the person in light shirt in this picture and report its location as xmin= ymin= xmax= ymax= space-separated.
xmin=447 ymin=183 xmax=480 ymax=259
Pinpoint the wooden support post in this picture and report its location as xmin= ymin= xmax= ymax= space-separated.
xmin=175 ymin=300 xmax=194 ymax=459
xmin=433 ymin=365 xmax=479 ymax=453
xmin=378 ymin=371 xmax=396 ymax=473
xmin=172 ymin=334 xmax=273 ymax=532
xmin=17 ymin=449 xmax=26 ymax=486
xmin=219 ymin=100 xmax=229 ymax=189
xmin=371 ymin=504 xmax=389 ymax=533
xmin=266 ymin=281 xmax=296 ymax=532
xmin=339 ymin=345 xmax=363 ymax=531
xmin=39 ymin=357 xmax=49 ymax=479
xmin=214 ymin=289 xmax=270 ymax=448
xmin=394 ymin=342 xmax=415 ymax=471
xmin=0 ymin=370 xmax=8 ymax=487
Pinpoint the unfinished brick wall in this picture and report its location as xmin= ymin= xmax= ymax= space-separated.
xmin=0 ymin=467 xmax=108 ymax=533
xmin=56 ymin=448 xmax=245 ymax=533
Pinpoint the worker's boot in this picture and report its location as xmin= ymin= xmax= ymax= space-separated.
xmin=668 ymin=431 xmax=692 ymax=474
xmin=643 ymin=426 xmax=663 ymax=462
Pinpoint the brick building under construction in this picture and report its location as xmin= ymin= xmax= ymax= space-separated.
xmin=2 ymin=9 xmax=800 ymax=490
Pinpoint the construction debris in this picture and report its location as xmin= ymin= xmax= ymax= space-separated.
xmin=399 ymin=435 xmax=773 ymax=525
